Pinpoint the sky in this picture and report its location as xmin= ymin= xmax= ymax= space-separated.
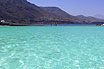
xmin=28 ymin=0 xmax=104 ymax=16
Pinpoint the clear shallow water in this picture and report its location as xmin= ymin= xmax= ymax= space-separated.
xmin=0 ymin=26 xmax=104 ymax=69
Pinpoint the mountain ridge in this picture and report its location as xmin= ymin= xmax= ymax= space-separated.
xmin=76 ymin=15 xmax=104 ymax=23
xmin=0 ymin=0 xmax=104 ymax=25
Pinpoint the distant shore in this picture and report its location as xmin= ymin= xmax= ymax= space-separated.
xmin=0 ymin=21 xmax=104 ymax=26
xmin=0 ymin=24 xmax=102 ymax=26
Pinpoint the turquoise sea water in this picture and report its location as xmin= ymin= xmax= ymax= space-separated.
xmin=0 ymin=26 xmax=104 ymax=69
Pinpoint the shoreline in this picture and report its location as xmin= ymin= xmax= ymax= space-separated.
xmin=0 ymin=24 xmax=100 ymax=26
xmin=0 ymin=23 xmax=103 ymax=26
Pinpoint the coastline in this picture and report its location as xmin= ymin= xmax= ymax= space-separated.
xmin=0 ymin=23 xmax=101 ymax=26
xmin=0 ymin=22 xmax=103 ymax=26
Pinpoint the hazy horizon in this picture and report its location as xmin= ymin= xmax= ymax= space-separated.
xmin=28 ymin=0 xmax=104 ymax=17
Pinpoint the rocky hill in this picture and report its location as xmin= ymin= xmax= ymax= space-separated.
xmin=42 ymin=7 xmax=81 ymax=22
xmin=0 ymin=0 xmax=68 ymax=24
